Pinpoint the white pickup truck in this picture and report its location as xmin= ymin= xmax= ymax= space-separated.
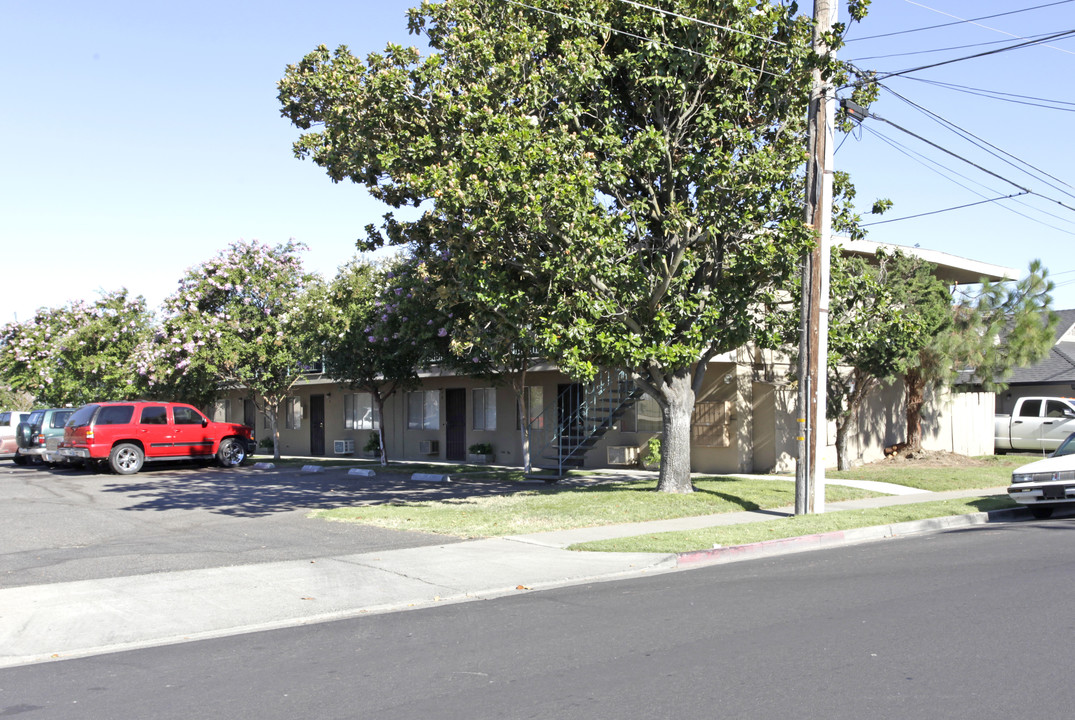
xmin=995 ymin=396 xmax=1075 ymax=453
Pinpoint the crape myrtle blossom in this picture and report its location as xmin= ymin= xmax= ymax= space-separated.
xmin=141 ymin=239 xmax=327 ymax=457
xmin=0 ymin=289 xmax=153 ymax=406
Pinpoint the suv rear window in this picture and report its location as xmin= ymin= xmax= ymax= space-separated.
xmin=51 ymin=411 xmax=74 ymax=429
xmin=28 ymin=411 xmax=45 ymax=426
xmin=96 ymin=406 xmax=135 ymax=426
xmin=67 ymin=405 xmax=100 ymax=428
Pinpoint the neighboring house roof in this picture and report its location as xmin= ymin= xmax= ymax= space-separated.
xmin=838 ymin=238 xmax=1018 ymax=285
xmin=1004 ymin=309 xmax=1075 ymax=386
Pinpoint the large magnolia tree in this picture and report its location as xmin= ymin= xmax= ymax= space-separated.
xmin=143 ymin=239 xmax=326 ymax=459
xmin=0 ymin=290 xmax=153 ymax=406
xmin=279 ymin=0 xmax=865 ymax=492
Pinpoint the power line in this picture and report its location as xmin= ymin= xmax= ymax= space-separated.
xmin=872 ymin=28 xmax=1075 ymax=81
xmin=901 ymin=0 xmax=1075 ymax=56
xmin=848 ymin=31 xmax=1058 ymax=62
xmin=501 ymin=0 xmax=785 ymax=78
xmin=878 ymin=83 xmax=1075 ymax=201
xmin=610 ymin=0 xmax=785 ymax=46
xmin=846 ymin=0 xmax=1075 ymax=42
xmin=857 ymin=124 xmax=1075 ymax=235
xmin=899 ymin=76 xmax=1075 ymax=113
xmin=859 ymin=193 xmax=1028 ymax=227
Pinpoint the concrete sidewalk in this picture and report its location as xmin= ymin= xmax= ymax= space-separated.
xmin=0 ymin=482 xmax=1019 ymax=669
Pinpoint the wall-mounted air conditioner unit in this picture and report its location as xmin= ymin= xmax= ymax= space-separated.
xmin=333 ymin=439 xmax=355 ymax=455
xmin=418 ymin=440 xmax=439 ymax=455
xmin=607 ymin=446 xmax=639 ymax=466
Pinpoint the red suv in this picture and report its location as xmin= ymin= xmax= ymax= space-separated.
xmin=59 ymin=401 xmax=256 ymax=475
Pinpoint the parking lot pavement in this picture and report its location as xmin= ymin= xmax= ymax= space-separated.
xmin=0 ymin=461 xmax=511 ymax=588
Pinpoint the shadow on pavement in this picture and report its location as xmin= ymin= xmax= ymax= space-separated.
xmin=92 ymin=465 xmax=543 ymax=518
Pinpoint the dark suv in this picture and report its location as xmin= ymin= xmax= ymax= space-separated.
xmin=59 ymin=401 xmax=255 ymax=475
xmin=14 ymin=408 xmax=75 ymax=466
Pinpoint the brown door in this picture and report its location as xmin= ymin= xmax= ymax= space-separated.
xmin=310 ymin=395 xmax=325 ymax=456
xmin=445 ymin=388 xmax=466 ymax=461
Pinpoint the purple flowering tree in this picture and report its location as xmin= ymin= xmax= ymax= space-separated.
xmin=144 ymin=239 xmax=326 ymax=460
xmin=323 ymin=255 xmax=450 ymax=465
xmin=0 ymin=289 xmax=153 ymax=406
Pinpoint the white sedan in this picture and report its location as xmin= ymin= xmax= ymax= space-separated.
xmin=1008 ymin=432 xmax=1075 ymax=519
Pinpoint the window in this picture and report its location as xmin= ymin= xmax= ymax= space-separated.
xmin=51 ymin=411 xmax=73 ymax=428
xmin=1046 ymin=400 xmax=1074 ymax=419
xmin=139 ymin=406 xmax=168 ymax=425
xmin=692 ymin=400 xmax=732 ymax=448
xmin=517 ymin=386 xmax=544 ymax=430
xmin=635 ymin=394 xmax=662 ymax=433
xmin=345 ymin=393 xmax=380 ymax=430
xmin=285 ymin=397 xmax=303 ymax=430
xmin=473 ymin=388 xmax=496 ymax=431
xmin=407 ymin=390 xmax=439 ymax=430
xmin=173 ymin=406 xmax=205 ymax=425
xmin=1017 ymin=399 xmax=1042 ymax=418
xmin=96 ymin=405 xmax=134 ymax=425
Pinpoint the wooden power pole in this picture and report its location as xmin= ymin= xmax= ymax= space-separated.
xmin=796 ymin=0 xmax=836 ymax=515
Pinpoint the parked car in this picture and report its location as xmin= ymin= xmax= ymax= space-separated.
xmin=0 ymin=409 xmax=31 ymax=460
xmin=1007 ymin=431 xmax=1075 ymax=519
xmin=995 ymin=396 xmax=1075 ymax=453
xmin=58 ymin=401 xmax=256 ymax=475
xmin=13 ymin=407 xmax=76 ymax=465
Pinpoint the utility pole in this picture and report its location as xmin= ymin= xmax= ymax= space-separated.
xmin=796 ymin=0 xmax=836 ymax=515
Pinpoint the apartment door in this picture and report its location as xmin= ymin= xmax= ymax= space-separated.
xmin=310 ymin=394 xmax=325 ymax=456
xmin=445 ymin=388 xmax=466 ymax=461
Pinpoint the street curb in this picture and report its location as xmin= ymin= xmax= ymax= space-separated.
xmin=676 ymin=507 xmax=1030 ymax=568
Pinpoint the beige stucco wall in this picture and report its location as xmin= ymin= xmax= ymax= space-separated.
xmin=221 ymin=357 xmax=994 ymax=471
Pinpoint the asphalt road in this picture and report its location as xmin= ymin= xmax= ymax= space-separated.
xmin=0 ymin=460 xmax=491 ymax=587
xmin=3 ymin=515 xmax=1074 ymax=719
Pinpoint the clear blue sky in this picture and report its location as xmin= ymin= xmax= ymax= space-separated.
xmin=3 ymin=0 xmax=1074 ymax=324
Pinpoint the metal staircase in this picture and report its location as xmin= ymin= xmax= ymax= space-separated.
xmin=527 ymin=369 xmax=643 ymax=477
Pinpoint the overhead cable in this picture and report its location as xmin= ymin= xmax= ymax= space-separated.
xmin=846 ymin=0 xmax=1075 ymax=42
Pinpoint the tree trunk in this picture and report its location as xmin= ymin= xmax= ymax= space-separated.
xmin=374 ymin=391 xmax=388 ymax=466
xmin=905 ymin=368 xmax=925 ymax=453
xmin=512 ymin=369 xmax=532 ymax=475
xmin=656 ymin=371 xmax=695 ymax=494
xmin=266 ymin=397 xmax=282 ymax=461
xmin=834 ymin=412 xmax=850 ymax=471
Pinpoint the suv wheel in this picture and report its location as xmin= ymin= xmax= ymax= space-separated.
xmin=217 ymin=438 xmax=247 ymax=468
xmin=109 ymin=443 xmax=145 ymax=475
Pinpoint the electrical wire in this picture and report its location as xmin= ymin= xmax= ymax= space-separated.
xmin=610 ymin=0 xmax=786 ymax=46
xmin=897 ymin=77 xmax=1075 ymax=113
xmin=848 ymin=31 xmax=1059 ymax=62
xmin=857 ymin=124 xmax=1075 ymax=235
xmin=900 ymin=0 xmax=1075 ymax=56
xmin=845 ymin=0 xmax=1075 ymax=42
xmin=872 ymin=28 xmax=1075 ymax=81
xmin=877 ymin=83 xmax=1075 ymax=201
xmin=501 ymin=0 xmax=785 ymax=78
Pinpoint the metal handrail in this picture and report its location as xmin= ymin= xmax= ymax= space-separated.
xmin=527 ymin=369 xmax=640 ymax=475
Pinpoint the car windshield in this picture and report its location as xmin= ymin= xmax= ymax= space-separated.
xmin=67 ymin=405 xmax=100 ymax=428
xmin=1053 ymin=434 xmax=1075 ymax=457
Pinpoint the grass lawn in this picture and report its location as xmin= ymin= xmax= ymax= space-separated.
xmin=826 ymin=454 xmax=1029 ymax=491
xmin=569 ymin=495 xmax=1018 ymax=553
xmin=313 ymin=475 xmax=880 ymax=537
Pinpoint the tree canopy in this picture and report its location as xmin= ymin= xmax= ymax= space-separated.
xmin=322 ymin=254 xmax=452 ymax=463
xmin=279 ymin=0 xmax=842 ymax=492
xmin=0 ymin=289 xmax=153 ymax=407
xmin=143 ymin=239 xmax=326 ymax=458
